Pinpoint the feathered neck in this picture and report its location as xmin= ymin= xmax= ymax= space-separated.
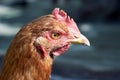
xmin=0 ymin=35 xmax=53 ymax=80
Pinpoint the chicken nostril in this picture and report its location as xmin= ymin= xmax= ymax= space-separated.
xmin=74 ymin=35 xmax=79 ymax=38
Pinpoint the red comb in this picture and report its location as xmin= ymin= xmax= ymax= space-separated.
xmin=52 ymin=8 xmax=74 ymax=23
xmin=52 ymin=8 xmax=81 ymax=37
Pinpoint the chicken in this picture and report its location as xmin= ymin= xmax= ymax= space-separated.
xmin=0 ymin=8 xmax=90 ymax=80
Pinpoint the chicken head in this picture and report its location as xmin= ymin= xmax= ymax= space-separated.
xmin=34 ymin=8 xmax=90 ymax=57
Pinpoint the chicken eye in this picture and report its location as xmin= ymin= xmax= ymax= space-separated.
xmin=51 ymin=32 xmax=60 ymax=39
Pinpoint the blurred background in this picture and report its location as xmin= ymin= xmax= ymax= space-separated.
xmin=0 ymin=0 xmax=120 ymax=80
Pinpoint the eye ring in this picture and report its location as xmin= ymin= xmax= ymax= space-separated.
xmin=51 ymin=32 xmax=61 ymax=39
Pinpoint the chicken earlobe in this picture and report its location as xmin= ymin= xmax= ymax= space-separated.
xmin=35 ymin=37 xmax=47 ymax=57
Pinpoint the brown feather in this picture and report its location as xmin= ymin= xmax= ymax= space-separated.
xmin=0 ymin=15 xmax=61 ymax=80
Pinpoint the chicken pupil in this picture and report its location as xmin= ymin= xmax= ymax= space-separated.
xmin=51 ymin=32 xmax=60 ymax=38
xmin=54 ymin=34 xmax=57 ymax=37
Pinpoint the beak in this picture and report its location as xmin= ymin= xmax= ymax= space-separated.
xmin=69 ymin=34 xmax=90 ymax=46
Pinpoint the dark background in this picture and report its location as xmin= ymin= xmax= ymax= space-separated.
xmin=0 ymin=0 xmax=120 ymax=80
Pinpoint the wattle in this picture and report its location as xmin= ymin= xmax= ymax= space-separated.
xmin=52 ymin=44 xmax=70 ymax=56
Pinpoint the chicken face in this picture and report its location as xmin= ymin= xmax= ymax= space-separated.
xmin=35 ymin=25 xmax=70 ymax=57
xmin=34 ymin=8 xmax=90 ymax=57
xmin=45 ymin=30 xmax=71 ymax=55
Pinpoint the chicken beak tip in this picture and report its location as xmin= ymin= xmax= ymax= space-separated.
xmin=84 ymin=39 xmax=90 ymax=46
xmin=69 ymin=35 xmax=90 ymax=46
